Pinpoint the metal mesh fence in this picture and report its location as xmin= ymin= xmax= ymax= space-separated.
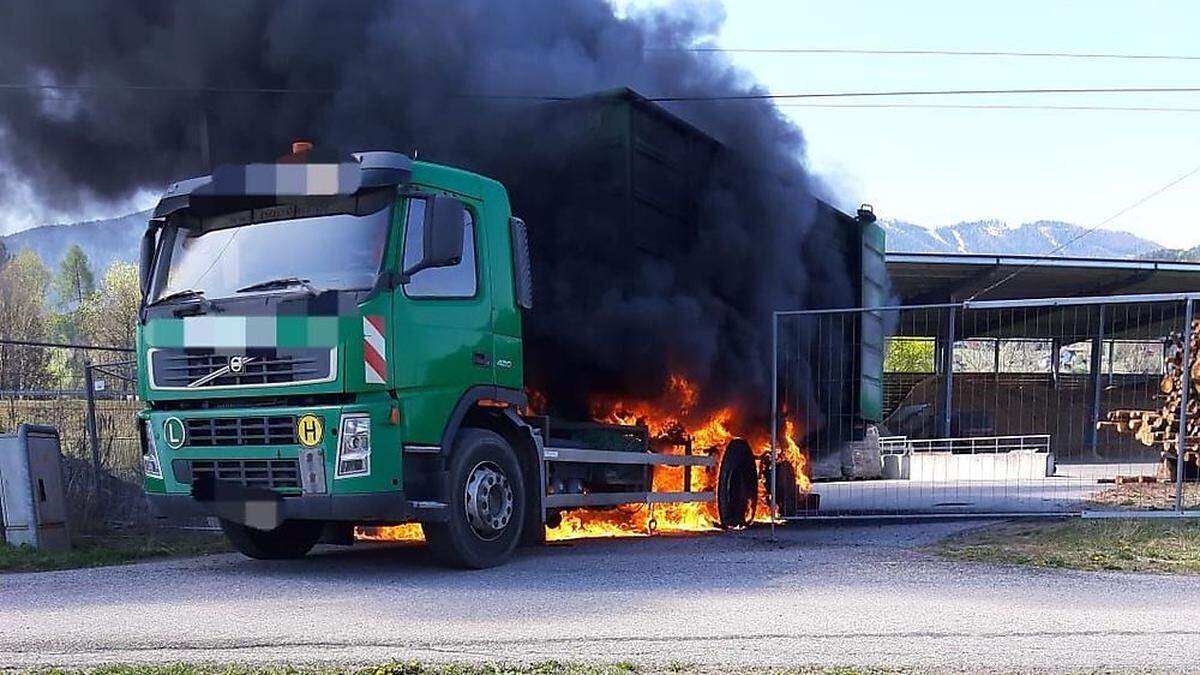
xmin=774 ymin=294 xmax=1200 ymax=517
xmin=0 ymin=343 xmax=142 ymax=530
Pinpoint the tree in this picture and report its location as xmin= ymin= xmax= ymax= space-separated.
xmin=885 ymin=338 xmax=935 ymax=373
xmin=0 ymin=250 xmax=52 ymax=391
xmin=954 ymin=339 xmax=999 ymax=373
xmin=54 ymin=244 xmax=95 ymax=310
xmin=76 ymin=263 xmax=141 ymax=395
xmin=79 ymin=263 xmax=141 ymax=351
xmin=0 ymin=240 xmax=9 ymax=269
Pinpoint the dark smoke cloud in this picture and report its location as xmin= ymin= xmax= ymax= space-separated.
xmin=0 ymin=0 xmax=857 ymax=428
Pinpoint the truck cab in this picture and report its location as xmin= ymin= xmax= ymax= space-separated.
xmin=139 ymin=148 xmax=547 ymax=566
xmin=139 ymin=147 xmax=742 ymax=568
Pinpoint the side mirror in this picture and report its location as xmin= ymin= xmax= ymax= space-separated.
xmin=138 ymin=225 xmax=159 ymax=297
xmin=403 ymin=195 xmax=467 ymax=278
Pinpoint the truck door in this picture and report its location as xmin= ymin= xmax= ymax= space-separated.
xmin=392 ymin=195 xmax=495 ymax=442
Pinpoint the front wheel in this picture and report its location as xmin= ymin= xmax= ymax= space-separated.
xmin=220 ymin=518 xmax=324 ymax=560
xmin=422 ymin=428 xmax=525 ymax=569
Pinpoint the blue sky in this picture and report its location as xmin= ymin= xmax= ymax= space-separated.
xmin=633 ymin=0 xmax=1200 ymax=248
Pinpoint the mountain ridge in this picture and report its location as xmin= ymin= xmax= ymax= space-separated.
xmin=881 ymin=219 xmax=1163 ymax=259
xmin=0 ymin=211 xmax=1179 ymax=273
xmin=1 ymin=210 xmax=151 ymax=273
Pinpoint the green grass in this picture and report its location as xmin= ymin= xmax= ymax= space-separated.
xmin=23 ymin=664 xmax=921 ymax=675
xmin=933 ymin=517 xmax=1200 ymax=574
xmin=0 ymin=531 xmax=228 ymax=573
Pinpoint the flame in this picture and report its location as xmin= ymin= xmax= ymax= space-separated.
xmin=358 ymin=375 xmax=810 ymax=545
xmin=749 ymin=418 xmax=811 ymax=522
xmin=549 ymin=374 xmax=809 ymax=539
xmin=358 ymin=523 xmax=424 ymax=542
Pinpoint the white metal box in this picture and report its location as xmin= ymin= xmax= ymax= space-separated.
xmin=0 ymin=425 xmax=71 ymax=549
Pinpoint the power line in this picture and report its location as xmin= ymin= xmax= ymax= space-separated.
xmin=649 ymin=86 xmax=1200 ymax=102
xmin=776 ymin=103 xmax=1200 ymax=113
xmin=649 ymin=46 xmax=1200 ymax=62
xmin=0 ymin=82 xmax=337 ymax=96
xmin=966 ymin=162 xmax=1200 ymax=301
xmin=7 ymin=82 xmax=1200 ymax=102
xmin=0 ymin=338 xmax=133 ymax=353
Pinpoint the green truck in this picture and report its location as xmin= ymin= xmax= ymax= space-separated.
xmin=137 ymin=92 xmax=883 ymax=568
xmin=136 ymin=144 xmax=761 ymax=568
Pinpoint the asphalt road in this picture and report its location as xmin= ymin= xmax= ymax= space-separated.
xmin=3 ymin=520 xmax=1200 ymax=672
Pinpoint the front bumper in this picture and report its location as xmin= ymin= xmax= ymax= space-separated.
xmin=142 ymin=397 xmax=401 ymax=495
xmin=148 ymin=481 xmax=448 ymax=530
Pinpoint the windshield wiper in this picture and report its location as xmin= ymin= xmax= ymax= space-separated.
xmin=146 ymin=288 xmax=206 ymax=307
xmin=236 ymin=276 xmax=322 ymax=296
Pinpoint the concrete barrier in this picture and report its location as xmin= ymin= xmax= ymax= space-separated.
xmin=908 ymin=451 xmax=1055 ymax=482
xmin=881 ymin=453 xmax=909 ymax=479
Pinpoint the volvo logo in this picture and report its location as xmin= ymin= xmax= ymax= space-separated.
xmin=186 ymin=355 xmax=258 ymax=388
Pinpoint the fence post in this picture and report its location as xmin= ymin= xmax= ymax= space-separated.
xmin=769 ymin=312 xmax=778 ymax=540
xmin=1176 ymin=299 xmax=1193 ymax=513
xmin=939 ymin=305 xmax=956 ymax=438
xmin=82 ymin=359 xmax=102 ymax=498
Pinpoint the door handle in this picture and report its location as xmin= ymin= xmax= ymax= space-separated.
xmin=472 ymin=352 xmax=490 ymax=367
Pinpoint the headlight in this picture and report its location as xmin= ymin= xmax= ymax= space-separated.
xmin=336 ymin=413 xmax=371 ymax=477
xmin=143 ymin=420 xmax=163 ymax=479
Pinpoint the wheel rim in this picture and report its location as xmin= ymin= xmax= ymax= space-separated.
xmin=463 ymin=460 xmax=515 ymax=541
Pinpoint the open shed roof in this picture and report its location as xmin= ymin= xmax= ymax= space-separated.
xmin=884 ymin=254 xmax=1200 ymax=342
xmin=888 ymin=253 xmax=1200 ymax=305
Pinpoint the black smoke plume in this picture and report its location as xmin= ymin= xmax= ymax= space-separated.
xmin=0 ymin=1 xmax=858 ymax=432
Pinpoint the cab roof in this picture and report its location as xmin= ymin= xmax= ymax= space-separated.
xmin=151 ymin=151 xmax=413 ymax=219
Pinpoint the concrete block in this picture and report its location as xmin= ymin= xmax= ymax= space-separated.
xmin=909 ymin=451 xmax=1054 ymax=482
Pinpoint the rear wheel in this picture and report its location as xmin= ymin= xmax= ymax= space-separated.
xmin=220 ymin=519 xmax=324 ymax=560
xmin=717 ymin=439 xmax=758 ymax=528
xmin=774 ymin=460 xmax=800 ymax=518
xmin=422 ymin=428 xmax=525 ymax=568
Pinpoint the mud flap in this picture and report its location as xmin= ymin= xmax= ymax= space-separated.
xmin=192 ymin=476 xmax=284 ymax=531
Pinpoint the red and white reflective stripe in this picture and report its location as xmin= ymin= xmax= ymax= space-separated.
xmin=363 ymin=315 xmax=387 ymax=384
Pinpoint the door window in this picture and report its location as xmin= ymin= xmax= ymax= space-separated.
xmin=402 ymin=198 xmax=478 ymax=298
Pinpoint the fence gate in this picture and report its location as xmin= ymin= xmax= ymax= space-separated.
xmin=772 ymin=293 xmax=1200 ymax=517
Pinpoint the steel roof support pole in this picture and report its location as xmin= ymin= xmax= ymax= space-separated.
xmin=993 ymin=337 xmax=1001 ymax=385
xmin=939 ymin=306 xmax=956 ymax=439
xmin=1087 ymin=305 xmax=1106 ymax=456
xmin=1051 ymin=337 xmax=1062 ymax=390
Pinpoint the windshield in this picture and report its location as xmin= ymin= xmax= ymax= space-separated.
xmin=152 ymin=196 xmax=393 ymax=302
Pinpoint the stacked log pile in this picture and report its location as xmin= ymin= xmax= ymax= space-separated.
xmin=1100 ymin=323 xmax=1200 ymax=476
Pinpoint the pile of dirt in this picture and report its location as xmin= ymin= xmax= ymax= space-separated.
xmin=1087 ymin=482 xmax=1200 ymax=511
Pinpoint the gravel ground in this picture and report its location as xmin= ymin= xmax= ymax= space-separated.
xmin=3 ymin=519 xmax=1200 ymax=672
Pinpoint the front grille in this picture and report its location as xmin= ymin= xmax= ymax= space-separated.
xmin=178 ymin=458 xmax=301 ymax=490
xmin=151 ymin=348 xmax=331 ymax=388
xmin=184 ymin=416 xmax=298 ymax=447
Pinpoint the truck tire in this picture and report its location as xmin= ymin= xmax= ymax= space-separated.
xmin=717 ymin=439 xmax=758 ymax=529
xmin=220 ymin=519 xmax=324 ymax=560
xmin=774 ymin=460 xmax=800 ymax=518
xmin=422 ymin=428 xmax=525 ymax=568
